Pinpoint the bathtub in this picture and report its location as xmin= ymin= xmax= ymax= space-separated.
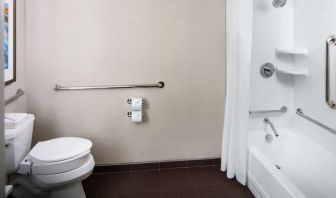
xmin=248 ymin=129 xmax=336 ymax=198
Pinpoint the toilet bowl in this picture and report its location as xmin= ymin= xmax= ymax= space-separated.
xmin=5 ymin=113 xmax=95 ymax=198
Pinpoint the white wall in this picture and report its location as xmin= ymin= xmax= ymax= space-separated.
xmin=249 ymin=0 xmax=336 ymax=152
xmin=26 ymin=0 xmax=226 ymax=165
xmin=250 ymin=0 xmax=294 ymax=131
xmin=293 ymin=0 xmax=336 ymax=150
xmin=4 ymin=0 xmax=27 ymax=113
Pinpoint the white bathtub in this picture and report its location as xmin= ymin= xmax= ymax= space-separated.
xmin=248 ymin=129 xmax=336 ymax=198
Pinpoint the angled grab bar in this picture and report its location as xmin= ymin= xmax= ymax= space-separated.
xmin=5 ymin=89 xmax=24 ymax=105
xmin=249 ymin=106 xmax=288 ymax=115
xmin=296 ymin=108 xmax=336 ymax=135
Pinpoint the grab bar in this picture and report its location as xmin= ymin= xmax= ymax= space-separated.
xmin=296 ymin=108 xmax=336 ymax=135
xmin=54 ymin=81 xmax=165 ymax=91
xmin=326 ymin=35 xmax=336 ymax=109
xmin=249 ymin=106 xmax=288 ymax=115
xmin=5 ymin=89 xmax=24 ymax=105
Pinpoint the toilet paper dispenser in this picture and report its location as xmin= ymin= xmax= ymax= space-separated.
xmin=127 ymin=112 xmax=144 ymax=118
xmin=127 ymin=111 xmax=144 ymax=123
xmin=127 ymin=98 xmax=145 ymax=105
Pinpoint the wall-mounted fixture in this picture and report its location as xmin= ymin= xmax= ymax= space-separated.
xmin=53 ymin=81 xmax=165 ymax=91
xmin=275 ymin=46 xmax=309 ymax=56
xmin=127 ymin=98 xmax=144 ymax=123
xmin=249 ymin=106 xmax=288 ymax=115
xmin=5 ymin=89 xmax=24 ymax=105
xmin=261 ymin=63 xmax=309 ymax=77
xmin=260 ymin=63 xmax=276 ymax=78
xmin=326 ymin=35 xmax=336 ymax=109
xmin=297 ymin=108 xmax=336 ymax=135
xmin=264 ymin=118 xmax=279 ymax=137
xmin=272 ymin=0 xmax=287 ymax=8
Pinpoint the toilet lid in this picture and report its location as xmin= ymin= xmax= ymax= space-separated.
xmin=28 ymin=137 xmax=92 ymax=163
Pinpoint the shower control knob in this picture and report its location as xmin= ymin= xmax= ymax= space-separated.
xmin=260 ymin=63 xmax=276 ymax=78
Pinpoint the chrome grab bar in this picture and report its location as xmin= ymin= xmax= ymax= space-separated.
xmin=326 ymin=35 xmax=336 ymax=109
xmin=5 ymin=89 xmax=24 ymax=105
xmin=249 ymin=106 xmax=288 ymax=115
xmin=54 ymin=81 xmax=165 ymax=91
xmin=296 ymin=108 xmax=336 ymax=135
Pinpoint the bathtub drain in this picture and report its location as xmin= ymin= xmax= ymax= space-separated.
xmin=275 ymin=165 xmax=281 ymax=170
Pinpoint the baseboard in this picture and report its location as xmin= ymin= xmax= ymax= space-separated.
xmin=93 ymin=158 xmax=221 ymax=173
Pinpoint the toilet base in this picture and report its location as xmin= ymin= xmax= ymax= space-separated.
xmin=9 ymin=175 xmax=86 ymax=198
xmin=50 ymin=182 xmax=86 ymax=198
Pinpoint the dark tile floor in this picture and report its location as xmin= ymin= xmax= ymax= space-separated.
xmin=83 ymin=165 xmax=254 ymax=198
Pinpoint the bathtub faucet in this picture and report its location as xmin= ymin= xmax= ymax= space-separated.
xmin=264 ymin=118 xmax=279 ymax=137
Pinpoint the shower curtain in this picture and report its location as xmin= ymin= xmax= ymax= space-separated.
xmin=221 ymin=0 xmax=253 ymax=185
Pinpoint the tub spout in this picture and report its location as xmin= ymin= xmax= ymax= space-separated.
xmin=264 ymin=118 xmax=279 ymax=137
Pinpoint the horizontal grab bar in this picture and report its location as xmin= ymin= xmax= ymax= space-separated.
xmin=249 ymin=106 xmax=288 ymax=115
xmin=5 ymin=89 xmax=24 ymax=105
xmin=54 ymin=81 xmax=165 ymax=91
xmin=296 ymin=109 xmax=336 ymax=135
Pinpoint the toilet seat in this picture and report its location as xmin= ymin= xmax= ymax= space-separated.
xmin=28 ymin=137 xmax=92 ymax=163
xmin=18 ymin=137 xmax=93 ymax=176
xmin=30 ymin=153 xmax=92 ymax=175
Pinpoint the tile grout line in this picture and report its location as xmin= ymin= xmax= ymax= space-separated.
xmin=85 ymin=166 xmax=253 ymax=198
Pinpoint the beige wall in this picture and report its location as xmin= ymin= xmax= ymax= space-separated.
xmin=1 ymin=0 xmax=5 ymax=195
xmin=26 ymin=0 xmax=226 ymax=164
xmin=5 ymin=0 xmax=27 ymax=113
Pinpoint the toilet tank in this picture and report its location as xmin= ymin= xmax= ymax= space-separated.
xmin=5 ymin=114 xmax=35 ymax=174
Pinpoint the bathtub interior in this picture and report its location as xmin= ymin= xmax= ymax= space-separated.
xmin=249 ymin=129 xmax=336 ymax=198
xmin=248 ymin=148 xmax=306 ymax=198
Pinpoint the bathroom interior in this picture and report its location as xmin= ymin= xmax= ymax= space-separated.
xmin=1 ymin=0 xmax=336 ymax=197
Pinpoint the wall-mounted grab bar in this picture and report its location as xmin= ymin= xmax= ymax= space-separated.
xmin=53 ymin=81 xmax=165 ymax=91
xmin=249 ymin=106 xmax=288 ymax=115
xmin=296 ymin=108 xmax=336 ymax=135
xmin=326 ymin=35 xmax=336 ymax=109
xmin=5 ymin=89 xmax=24 ymax=105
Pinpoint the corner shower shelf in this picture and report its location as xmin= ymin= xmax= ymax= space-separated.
xmin=275 ymin=47 xmax=309 ymax=56
xmin=276 ymin=67 xmax=309 ymax=76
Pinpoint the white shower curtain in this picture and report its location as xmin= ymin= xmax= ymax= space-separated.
xmin=221 ymin=0 xmax=253 ymax=185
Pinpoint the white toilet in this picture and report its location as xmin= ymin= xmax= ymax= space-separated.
xmin=4 ymin=113 xmax=95 ymax=198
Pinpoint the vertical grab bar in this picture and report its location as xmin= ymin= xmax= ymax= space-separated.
xmin=326 ymin=35 xmax=336 ymax=109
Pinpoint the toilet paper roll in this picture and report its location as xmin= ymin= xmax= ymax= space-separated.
xmin=131 ymin=98 xmax=143 ymax=111
xmin=131 ymin=111 xmax=142 ymax=123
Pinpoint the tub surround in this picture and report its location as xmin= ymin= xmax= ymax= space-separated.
xmin=250 ymin=0 xmax=295 ymax=131
xmin=249 ymin=0 xmax=336 ymax=197
xmin=293 ymin=0 xmax=336 ymax=130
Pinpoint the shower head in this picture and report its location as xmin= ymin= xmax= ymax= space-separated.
xmin=272 ymin=0 xmax=287 ymax=8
